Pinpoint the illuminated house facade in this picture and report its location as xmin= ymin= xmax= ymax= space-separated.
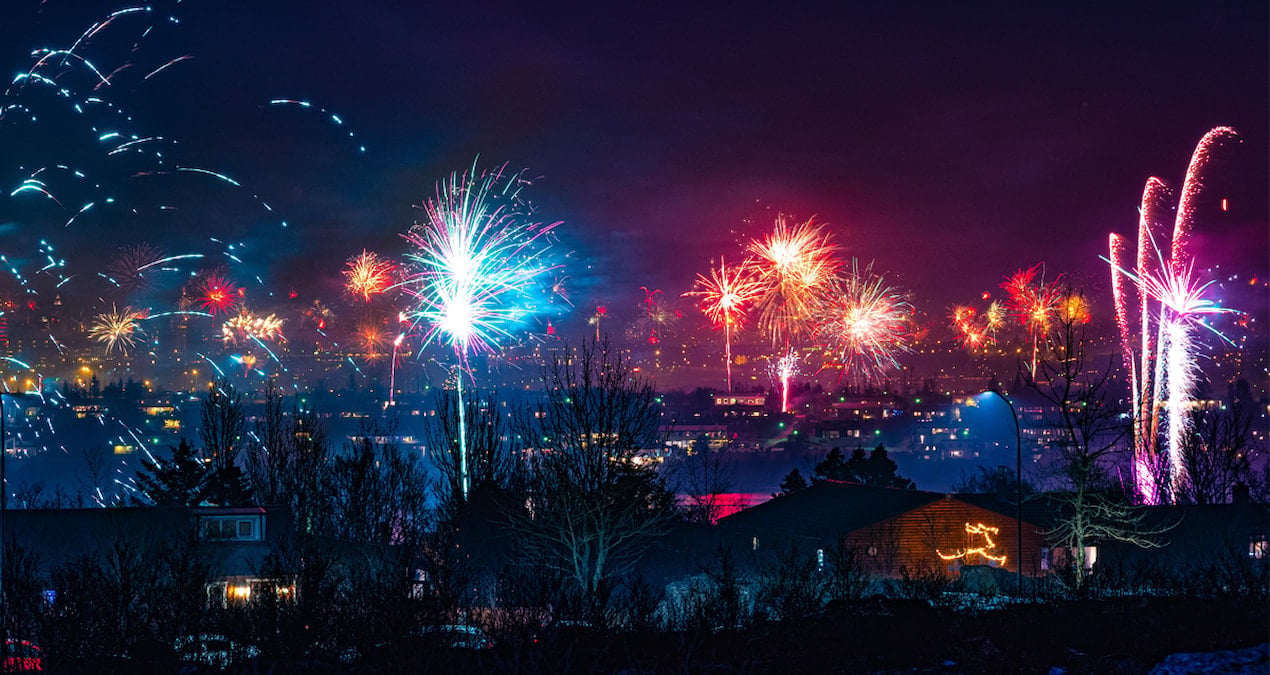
xmin=717 ymin=481 xmax=1049 ymax=578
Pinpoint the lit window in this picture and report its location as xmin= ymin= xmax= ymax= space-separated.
xmin=1250 ymin=537 xmax=1267 ymax=560
xmin=752 ymin=536 xmax=759 ymax=551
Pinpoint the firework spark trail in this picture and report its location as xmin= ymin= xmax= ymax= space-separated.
xmin=1134 ymin=176 xmax=1172 ymax=501
xmin=815 ymin=259 xmax=913 ymax=382
xmin=1142 ymin=260 xmax=1237 ymax=500
xmin=1108 ymin=128 xmax=1243 ymax=503
xmin=774 ymin=350 xmax=799 ymax=414
xmin=685 ymin=257 xmax=763 ymax=392
xmin=1108 ymin=232 xmax=1146 ymax=497
xmin=402 ymin=162 xmax=561 ymax=499
xmin=269 ymin=99 xmax=367 ymax=153
xmin=1169 ymin=127 xmax=1238 ymax=271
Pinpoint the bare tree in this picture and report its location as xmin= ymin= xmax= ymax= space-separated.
xmin=666 ymin=438 xmax=739 ymax=524
xmin=1026 ymin=294 xmax=1168 ymax=590
xmin=242 ymin=382 xmax=334 ymax=533
xmin=1175 ymin=388 xmax=1258 ymax=504
xmin=330 ymin=421 xmax=431 ymax=545
xmin=244 ymin=379 xmax=290 ymax=505
xmin=425 ymin=387 xmax=517 ymax=509
xmin=510 ymin=338 xmax=676 ymax=615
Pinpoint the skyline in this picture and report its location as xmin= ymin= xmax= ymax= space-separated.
xmin=0 ymin=1 xmax=1264 ymax=378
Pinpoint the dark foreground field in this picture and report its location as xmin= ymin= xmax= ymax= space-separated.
xmin=50 ymin=595 xmax=1267 ymax=674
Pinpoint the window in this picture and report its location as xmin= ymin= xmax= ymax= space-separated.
xmin=199 ymin=515 xmax=263 ymax=542
xmin=1250 ymin=536 xmax=1267 ymax=560
xmin=1041 ymin=546 xmax=1097 ymax=571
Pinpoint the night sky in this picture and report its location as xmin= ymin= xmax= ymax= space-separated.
xmin=0 ymin=0 xmax=1265 ymax=338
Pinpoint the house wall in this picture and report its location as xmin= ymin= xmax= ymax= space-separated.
xmin=843 ymin=498 xmax=1048 ymax=577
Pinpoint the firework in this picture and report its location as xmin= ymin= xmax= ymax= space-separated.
xmin=685 ymin=257 xmax=763 ymax=392
xmin=343 ymin=249 xmax=395 ymax=302
xmin=773 ymin=350 xmax=799 ymax=414
xmin=1105 ymin=127 xmax=1242 ymax=504
xmin=402 ymin=164 xmax=560 ymax=357
xmin=401 ymin=162 xmax=561 ymax=499
xmin=221 ymin=311 xmax=285 ymax=345
xmin=193 ymin=274 xmax=240 ymax=316
xmin=88 ymin=304 xmax=147 ymax=355
xmin=748 ymin=215 xmax=839 ymax=346
xmin=1001 ymin=264 xmax=1062 ymax=378
xmin=107 ymin=243 xmax=165 ymax=293
xmin=815 ymin=260 xmax=913 ymax=381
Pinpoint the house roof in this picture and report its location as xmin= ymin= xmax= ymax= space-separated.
xmin=4 ymin=506 xmax=286 ymax=578
xmin=716 ymin=481 xmax=942 ymax=544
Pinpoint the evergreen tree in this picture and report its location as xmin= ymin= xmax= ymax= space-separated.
xmin=859 ymin=444 xmax=915 ymax=489
xmin=201 ymin=464 xmax=252 ymax=507
xmin=135 ymin=439 xmax=207 ymax=506
xmin=773 ymin=468 xmax=808 ymax=497
xmin=813 ymin=447 xmax=850 ymax=481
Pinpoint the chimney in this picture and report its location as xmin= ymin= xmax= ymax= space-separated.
xmin=1232 ymin=482 xmax=1250 ymax=505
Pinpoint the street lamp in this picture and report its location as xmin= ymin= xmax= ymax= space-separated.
xmin=981 ymin=388 xmax=1023 ymax=595
xmin=0 ymin=391 xmax=16 ymax=648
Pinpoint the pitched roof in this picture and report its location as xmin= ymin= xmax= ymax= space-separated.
xmin=716 ymin=481 xmax=942 ymax=544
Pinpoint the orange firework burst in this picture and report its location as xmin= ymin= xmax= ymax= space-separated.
xmin=354 ymin=320 xmax=389 ymax=359
xmin=343 ymin=249 xmax=396 ymax=302
xmin=748 ymin=215 xmax=839 ymax=345
xmin=221 ymin=311 xmax=285 ymax=344
xmin=686 ymin=258 xmax=763 ymax=330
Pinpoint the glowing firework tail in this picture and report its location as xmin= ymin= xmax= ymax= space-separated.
xmin=1169 ymin=127 xmax=1237 ymax=270
xmin=775 ymin=350 xmax=798 ymax=414
xmin=1135 ymin=176 xmax=1170 ymax=501
xmin=685 ymin=257 xmax=763 ymax=392
xmin=402 ymin=162 xmax=561 ymax=500
xmin=1108 ymin=232 xmax=1144 ymax=497
xmin=1104 ymin=126 xmax=1241 ymax=504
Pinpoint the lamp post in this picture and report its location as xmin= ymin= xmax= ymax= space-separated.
xmin=1 ymin=391 xmax=12 ymax=648
xmin=983 ymin=388 xmax=1023 ymax=596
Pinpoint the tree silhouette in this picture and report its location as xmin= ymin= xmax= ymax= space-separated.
xmin=135 ymin=438 xmax=206 ymax=506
